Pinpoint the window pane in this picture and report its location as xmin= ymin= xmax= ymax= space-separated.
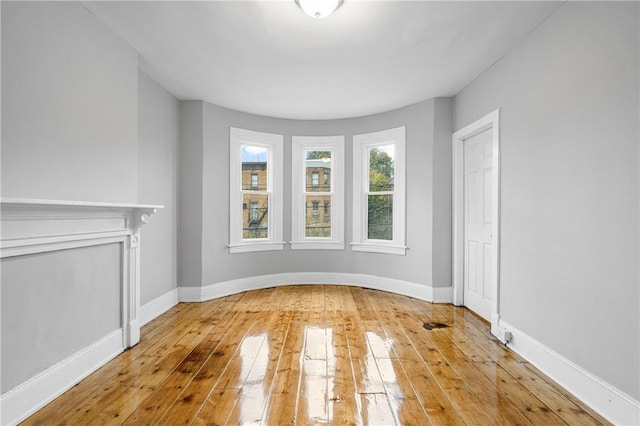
xmin=242 ymin=144 xmax=268 ymax=190
xmin=368 ymin=194 xmax=392 ymax=240
xmin=243 ymin=193 xmax=268 ymax=239
xmin=369 ymin=145 xmax=394 ymax=192
xmin=305 ymin=195 xmax=331 ymax=238
xmin=306 ymin=150 xmax=332 ymax=192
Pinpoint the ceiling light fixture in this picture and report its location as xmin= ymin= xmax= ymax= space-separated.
xmin=295 ymin=0 xmax=344 ymax=19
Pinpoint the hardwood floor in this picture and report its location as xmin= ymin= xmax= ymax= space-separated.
xmin=23 ymin=285 xmax=609 ymax=425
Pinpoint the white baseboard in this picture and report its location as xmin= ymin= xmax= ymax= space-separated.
xmin=499 ymin=319 xmax=640 ymax=425
xmin=179 ymin=272 xmax=452 ymax=304
xmin=0 ymin=329 xmax=124 ymax=426
xmin=139 ymin=288 xmax=180 ymax=326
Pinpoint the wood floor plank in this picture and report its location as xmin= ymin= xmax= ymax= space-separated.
xmin=399 ymin=308 xmax=537 ymax=425
xmin=118 ymin=303 xmax=246 ymax=424
xmin=337 ymin=284 xmax=358 ymax=313
xmin=427 ymin=332 xmax=534 ymax=424
xmin=326 ymin=307 xmax=361 ymax=425
xmin=261 ymin=287 xmax=313 ymax=424
xmin=121 ymin=334 xmax=223 ymax=424
xmin=297 ymin=285 xmax=329 ymax=424
xmin=297 ymin=359 xmax=330 ymax=424
xmin=228 ymin=310 xmax=294 ymax=425
xmin=261 ymin=310 xmax=309 ymax=425
xmin=395 ymin=313 xmax=501 ymax=425
xmin=191 ymin=388 xmax=241 ymax=426
xmin=377 ymin=357 xmax=432 ymax=425
xmin=366 ymin=293 xmax=466 ymax=425
xmin=21 ymin=302 xmax=210 ymax=426
xmin=75 ymin=349 xmax=191 ymax=424
xmin=324 ymin=285 xmax=341 ymax=312
xmin=427 ymin=315 xmax=567 ymax=424
xmin=22 ymin=285 xmax=610 ymax=426
xmin=188 ymin=310 xmax=277 ymax=425
xmin=349 ymin=286 xmax=377 ymax=321
xmin=393 ymin=358 xmax=466 ymax=426
xmin=407 ymin=299 xmax=607 ymax=425
xmin=350 ymin=356 xmax=387 ymax=396
xmin=521 ymin=363 xmax=606 ymax=425
xmin=409 ymin=298 xmax=608 ymax=425
xmin=342 ymin=313 xmax=369 ymax=363
xmin=151 ymin=315 xmax=249 ymax=424
xmin=358 ymin=393 xmax=397 ymax=425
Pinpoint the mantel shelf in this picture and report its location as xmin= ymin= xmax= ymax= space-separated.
xmin=0 ymin=197 xmax=163 ymax=210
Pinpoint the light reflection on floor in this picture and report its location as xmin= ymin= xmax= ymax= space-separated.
xmin=365 ymin=331 xmax=399 ymax=425
xmin=238 ymin=333 xmax=269 ymax=424
xmin=302 ymin=326 xmax=333 ymax=423
xmin=286 ymin=326 xmax=403 ymax=425
xmin=23 ymin=286 xmax=604 ymax=425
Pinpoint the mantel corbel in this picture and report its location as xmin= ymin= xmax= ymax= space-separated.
xmin=132 ymin=206 xmax=160 ymax=235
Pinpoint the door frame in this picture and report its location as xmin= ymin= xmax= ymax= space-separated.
xmin=452 ymin=109 xmax=501 ymax=337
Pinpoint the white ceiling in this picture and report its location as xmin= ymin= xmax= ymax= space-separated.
xmin=83 ymin=1 xmax=564 ymax=120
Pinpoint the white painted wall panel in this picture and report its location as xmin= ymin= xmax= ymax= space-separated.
xmin=1 ymin=244 xmax=122 ymax=393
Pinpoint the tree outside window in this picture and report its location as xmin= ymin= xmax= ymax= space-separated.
xmin=368 ymin=146 xmax=394 ymax=241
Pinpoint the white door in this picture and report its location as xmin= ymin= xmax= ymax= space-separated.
xmin=463 ymin=128 xmax=493 ymax=320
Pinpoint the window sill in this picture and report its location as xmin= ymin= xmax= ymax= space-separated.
xmin=350 ymin=242 xmax=407 ymax=256
xmin=228 ymin=241 xmax=285 ymax=254
xmin=290 ymin=241 xmax=345 ymax=250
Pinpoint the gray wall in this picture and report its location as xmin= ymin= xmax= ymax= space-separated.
xmin=454 ymin=2 xmax=639 ymax=399
xmin=1 ymin=244 xmax=122 ymax=393
xmin=138 ymin=70 xmax=179 ymax=304
xmin=178 ymin=101 xmax=204 ymax=288
xmin=1 ymin=1 xmax=180 ymax=308
xmin=432 ymin=98 xmax=453 ymax=287
xmin=1 ymin=1 xmax=180 ymax=395
xmin=180 ymin=98 xmax=453 ymax=289
xmin=1 ymin=1 xmax=138 ymax=203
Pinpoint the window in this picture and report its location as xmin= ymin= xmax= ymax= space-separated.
xmin=291 ymin=135 xmax=344 ymax=250
xmin=229 ymin=127 xmax=284 ymax=253
xmin=352 ymin=126 xmax=406 ymax=255
xmin=250 ymin=200 xmax=259 ymax=221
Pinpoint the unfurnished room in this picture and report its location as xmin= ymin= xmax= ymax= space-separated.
xmin=1 ymin=1 xmax=638 ymax=425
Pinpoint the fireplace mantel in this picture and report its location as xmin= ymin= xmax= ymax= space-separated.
xmin=1 ymin=197 xmax=162 ymax=347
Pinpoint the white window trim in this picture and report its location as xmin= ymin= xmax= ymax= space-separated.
xmin=352 ymin=126 xmax=406 ymax=255
xmin=229 ymin=127 xmax=284 ymax=253
xmin=291 ymin=135 xmax=345 ymax=250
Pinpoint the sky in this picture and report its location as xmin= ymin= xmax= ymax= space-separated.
xmin=242 ymin=144 xmax=268 ymax=162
